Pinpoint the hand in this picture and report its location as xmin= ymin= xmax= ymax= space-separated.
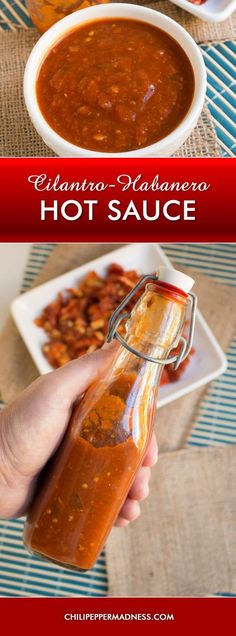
xmin=0 ymin=343 xmax=158 ymax=523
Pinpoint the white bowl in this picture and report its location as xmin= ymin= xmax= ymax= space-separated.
xmin=24 ymin=3 xmax=206 ymax=158
xmin=11 ymin=243 xmax=227 ymax=409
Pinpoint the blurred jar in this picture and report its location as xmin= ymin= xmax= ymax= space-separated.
xmin=26 ymin=0 xmax=109 ymax=33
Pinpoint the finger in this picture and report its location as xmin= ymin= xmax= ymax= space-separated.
xmin=116 ymin=497 xmax=141 ymax=523
xmin=102 ymin=340 xmax=119 ymax=351
xmin=3 ymin=342 xmax=119 ymax=476
xmin=115 ymin=518 xmax=130 ymax=528
xmin=43 ymin=341 xmax=119 ymax=407
xmin=142 ymin=432 xmax=158 ymax=467
xmin=128 ymin=466 xmax=150 ymax=501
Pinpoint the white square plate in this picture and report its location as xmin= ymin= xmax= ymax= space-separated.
xmin=169 ymin=0 xmax=236 ymax=23
xmin=11 ymin=244 xmax=227 ymax=409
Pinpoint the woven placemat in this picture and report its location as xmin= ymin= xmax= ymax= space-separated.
xmin=0 ymin=28 xmax=221 ymax=157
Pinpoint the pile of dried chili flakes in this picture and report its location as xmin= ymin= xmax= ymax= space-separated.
xmin=35 ymin=263 xmax=194 ymax=384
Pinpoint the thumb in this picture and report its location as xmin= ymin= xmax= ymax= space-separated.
xmin=0 ymin=341 xmax=119 ymax=487
xmin=46 ymin=339 xmax=119 ymax=409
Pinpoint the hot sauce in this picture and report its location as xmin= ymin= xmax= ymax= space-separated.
xmin=24 ymin=269 xmax=195 ymax=570
xmin=36 ymin=19 xmax=195 ymax=153
xmin=25 ymin=404 xmax=140 ymax=569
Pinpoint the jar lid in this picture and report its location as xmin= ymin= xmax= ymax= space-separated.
xmin=158 ymin=267 xmax=194 ymax=294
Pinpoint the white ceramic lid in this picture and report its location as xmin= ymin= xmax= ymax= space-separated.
xmin=158 ymin=267 xmax=194 ymax=293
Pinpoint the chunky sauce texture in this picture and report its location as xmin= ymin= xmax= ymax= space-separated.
xmin=24 ymin=372 xmax=144 ymax=570
xmin=36 ymin=19 xmax=195 ymax=152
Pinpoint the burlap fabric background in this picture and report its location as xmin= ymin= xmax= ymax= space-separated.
xmin=0 ymin=243 xmax=235 ymax=596
xmin=106 ymin=445 xmax=236 ymax=597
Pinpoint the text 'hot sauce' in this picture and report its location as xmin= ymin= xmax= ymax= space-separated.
xmin=24 ymin=268 xmax=195 ymax=570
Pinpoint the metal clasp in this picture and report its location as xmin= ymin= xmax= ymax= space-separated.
xmin=107 ymin=274 xmax=197 ymax=370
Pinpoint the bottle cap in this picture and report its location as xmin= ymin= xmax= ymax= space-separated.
xmin=158 ymin=267 xmax=194 ymax=294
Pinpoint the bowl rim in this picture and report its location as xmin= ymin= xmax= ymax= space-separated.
xmin=24 ymin=3 xmax=207 ymax=157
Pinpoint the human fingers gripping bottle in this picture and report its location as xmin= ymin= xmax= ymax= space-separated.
xmin=24 ymin=267 xmax=196 ymax=570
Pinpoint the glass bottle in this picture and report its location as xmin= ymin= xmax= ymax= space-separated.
xmin=26 ymin=0 xmax=109 ymax=34
xmin=24 ymin=268 xmax=195 ymax=570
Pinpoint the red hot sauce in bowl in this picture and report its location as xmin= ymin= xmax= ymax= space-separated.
xmin=36 ymin=18 xmax=195 ymax=152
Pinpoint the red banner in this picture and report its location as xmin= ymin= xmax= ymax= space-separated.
xmin=0 ymin=158 xmax=235 ymax=242
xmin=1 ymin=597 xmax=236 ymax=635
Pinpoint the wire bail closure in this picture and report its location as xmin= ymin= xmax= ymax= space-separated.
xmin=107 ymin=274 xmax=197 ymax=370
